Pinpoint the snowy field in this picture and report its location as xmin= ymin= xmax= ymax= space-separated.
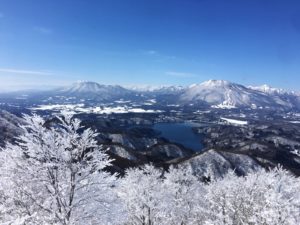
xmin=220 ymin=117 xmax=248 ymax=125
xmin=31 ymin=104 xmax=163 ymax=114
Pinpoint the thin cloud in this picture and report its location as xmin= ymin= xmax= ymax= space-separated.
xmin=144 ymin=50 xmax=158 ymax=55
xmin=166 ymin=71 xmax=197 ymax=78
xmin=0 ymin=68 xmax=53 ymax=76
xmin=34 ymin=26 xmax=53 ymax=34
xmin=0 ymin=13 xmax=4 ymax=18
xmin=143 ymin=50 xmax=177 ymax=62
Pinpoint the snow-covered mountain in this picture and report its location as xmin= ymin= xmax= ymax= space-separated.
xmin=126 ymin=85 xmax=184 ymax=93
xmin=179 ymin=80 xmax=295 ymax=109
xmin=150 ymin=86 xmax=185 ymax=96
xmin=248 ymin=84 xmax=288 ymax=95
xmin=175 ymin=149 xmax=262 ymax=178
xmin=56 ymin=81 xmax=133 ymax=100
xmin=59 ymin=81 xmax=129 ymax=95
xmin=3 ymin=80 xmax=300 ymax=110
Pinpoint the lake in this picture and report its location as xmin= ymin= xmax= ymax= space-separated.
xmin=153 ymin=122 xmax=204 ymax=152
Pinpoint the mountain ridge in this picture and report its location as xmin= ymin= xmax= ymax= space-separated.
xmin=3 ymin=80 xmax=300 ymax=110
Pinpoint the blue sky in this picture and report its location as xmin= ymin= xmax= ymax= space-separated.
xmin=1 ymin=0 xmax=300 ymax=90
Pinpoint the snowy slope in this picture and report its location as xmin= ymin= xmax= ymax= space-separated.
xmin=58 ymin=81 xmax=131 ymax=97
xmin=126 ymin=85 xmax=184 ymax=93
xmin=220 ymin=117 xmax=248 ymax=125
xmin=176 ymin=149 xmax=262 ymax=178
xmin=179 ymin=80 xmax=294 ymax=109
xmin=248 ymin=84 xmax=287 ymax=95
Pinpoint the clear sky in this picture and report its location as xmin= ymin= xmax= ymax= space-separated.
xmin=1 ymin=0 xmax=300 ymax=91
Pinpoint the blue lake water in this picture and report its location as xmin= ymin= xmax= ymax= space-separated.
xmin=153 ymin=122 xmax=204 ymax=152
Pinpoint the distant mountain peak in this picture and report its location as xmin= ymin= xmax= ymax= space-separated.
xmin=188 ymin=80 xmax=234 ymax=89
xmin=17 ymin=79 xmax=300 ymax=110
xmin=179 ymin=79 xmax=297 ymax=109
xmin=56 ymin=81 xmax=131 ymax=101
xmin=63 ymin=81 xmax=104 ymax=93
xmin=126 ymin=84 xmax=184 ymax=93
xmin=201 ymin=79 xmax=231 ymax=87
xmin=248 ymin=84 xmax=287 ymax=95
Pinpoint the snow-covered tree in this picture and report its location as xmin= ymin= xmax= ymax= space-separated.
xmin=0 ymin=113 xmax=125 ymax=225
xmin=117 ymin=164 xmax=163 ymax=225
xmin=160 ymin=165 xmax=207 ymax=225
xmin=119 ymin=164 xmax=300 ymax=225
xmin=118 ymin=164 xmax=207 ymax=225
xmin=204 ymin=167 xmax=300 ymax=225
xmin=1 ymin=112 xmax=300 ymax=225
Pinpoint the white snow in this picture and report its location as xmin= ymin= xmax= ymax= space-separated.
xmin=180 ymin=80 xmax=249 ymax=107
xmin=291 ymin=149 xmax=300 ymax=157
xmin=114 ymin=100 xmax=131 ymax=104
xmin=212 ymin=103 xmax=236 ymax=109
xmin=289 ymin=121 xmax=300 ymax=124
xmin=167 ymin=104 xmax=180 ymax=107
xmin=126 ymin=84 xmax=184 ymax=92
xmin=248 ymin=84 xmax=287 ymax=95
xmin=201 ymin=79 xmax=230 ymax=87
xmin=180 ymin=80 xmax=296 ymax=109
xmin=220 ymin=117 xmax=248 ymax=125
xmin=147 ymin=99 xmax=157 ymax=103
xmin=30 ymin=104 xmax=163 ymax=114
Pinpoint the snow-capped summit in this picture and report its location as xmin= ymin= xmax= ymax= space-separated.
xmin=61 ymin=81 xmax=100 ymax=93
xmin=179 ymin=80 xmax=293 ymax=109
xmin=200 ymin=79 xmax=231 ymax=87
xmin=60 ymin=81 xmax=125 ymax=94
xmin=126 ymin=84 xmax=184 ymax=93
xmin=151 ymin=85 xmax=185 ymax=94
xmin=57 ymin=81 xmax=132 ymax=100
xmin=180 ymin=80 xmax=249 ymax=107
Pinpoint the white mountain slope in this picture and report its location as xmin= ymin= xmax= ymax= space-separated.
xmin=179 ymin=80 xmax=294 ymax=109
xmin=151 ymin=85 xmax=185 ymax=94
xmin=248 ymin=84 xmax=287 ymax=95
xmin=248 ymin=84 xmax=300 ymax=109
xmin=57 ymin=81 xmax=132 ymax=99
xmin=126 ymin=85 xmax=184 ymax=94
xmin=175 ymin=149 xmax=262 ymax=178
xmin=17 ymin=79 xmax=299 ymax=110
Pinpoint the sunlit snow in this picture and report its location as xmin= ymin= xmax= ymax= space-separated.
xmin=220 ymin=117 xmax=248 ymax=125
xmin=31 ymin=104 xmax=163 ymax=114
